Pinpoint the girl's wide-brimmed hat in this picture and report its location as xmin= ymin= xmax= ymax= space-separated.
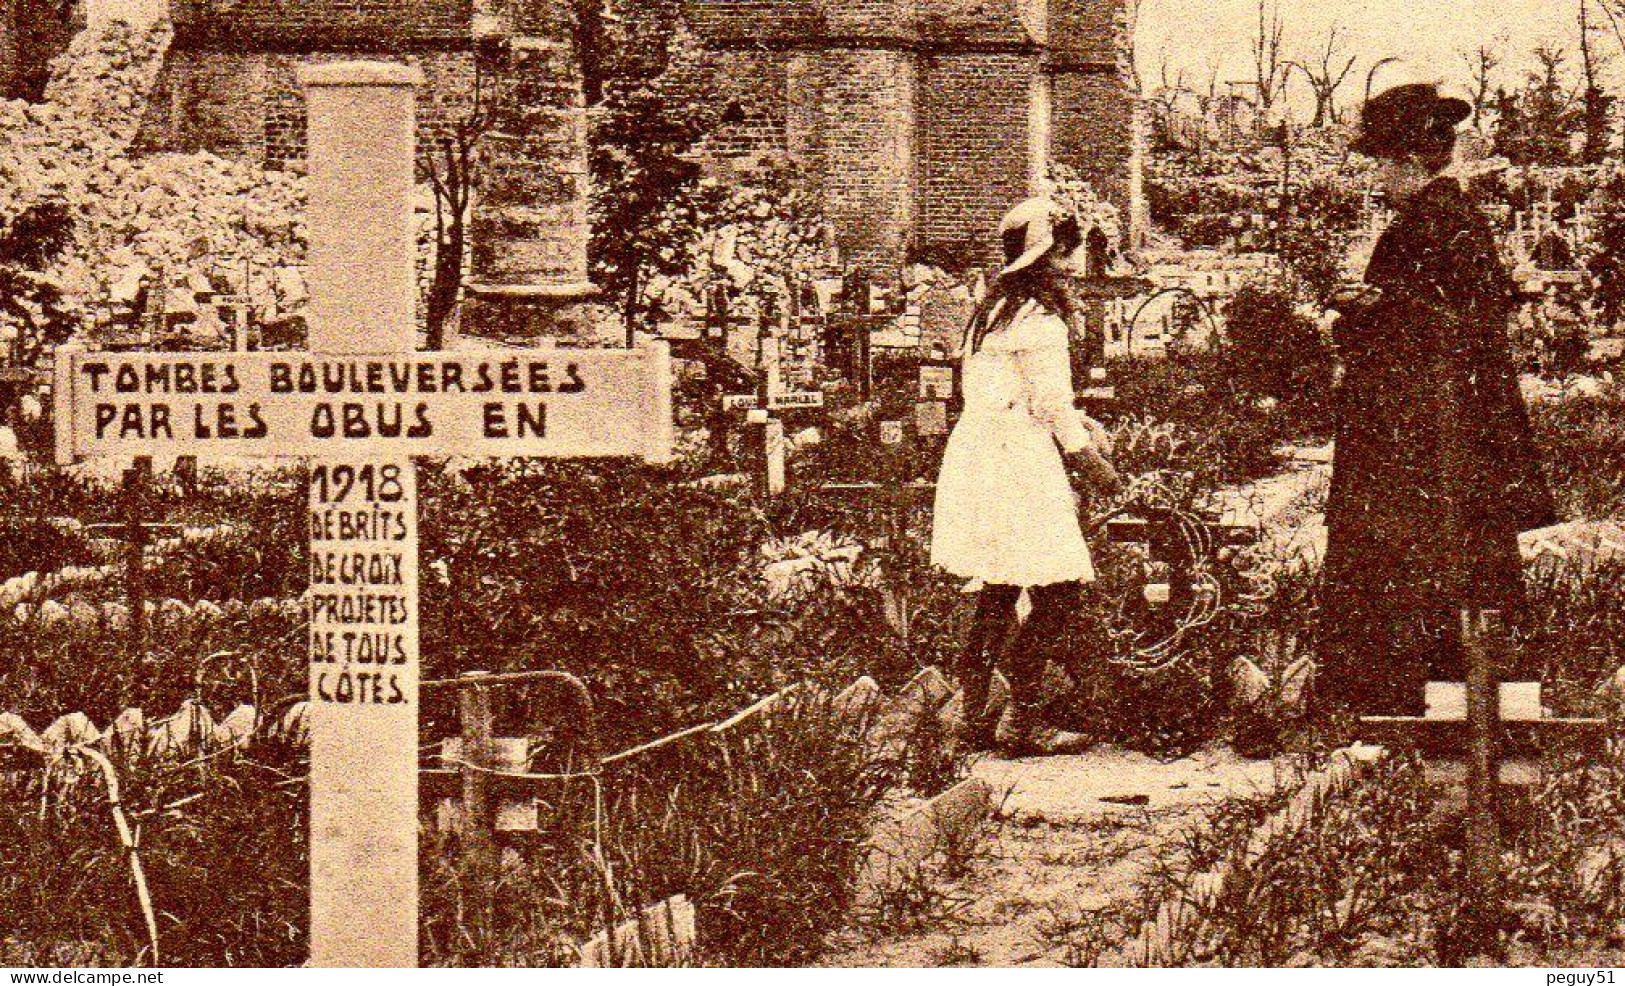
xmin=1351 ymin=81 xmax=1472 ymax=161
xmin=998 ymin=197 xmax=1078 ymax=277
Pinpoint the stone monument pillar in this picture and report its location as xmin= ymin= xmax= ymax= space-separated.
xmin=464 ymin=0 xmax=598 ymax=343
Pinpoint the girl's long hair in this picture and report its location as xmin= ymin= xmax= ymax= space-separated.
xmin=964 ymin=215 xmax=1082 ymax=355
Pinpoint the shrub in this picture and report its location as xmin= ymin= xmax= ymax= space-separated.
xmin=1106 ymin=350 xmax=1291 ymax=486
xmin=0 ymin=514 xmax=95 ymax=582
xmin=1219 ymin=281 xmax=1334 ymax=432
xmin=1529 ymin=387 xmax=1625 ymax=521
xmin=415 ymin=459 xmax=770 ymax=747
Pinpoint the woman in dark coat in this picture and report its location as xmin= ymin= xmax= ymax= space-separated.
xmin=1320 ymin=83 xmax=1556 ymax=716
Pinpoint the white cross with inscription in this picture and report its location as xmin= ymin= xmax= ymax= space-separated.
xmin=50 ymin=62 xmax=672 ymax=967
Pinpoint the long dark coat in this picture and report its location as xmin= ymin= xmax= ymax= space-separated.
xmin=1319 ymin=176 xmax=1556 ymax=716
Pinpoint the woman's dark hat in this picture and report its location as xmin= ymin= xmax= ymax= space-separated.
xmin=1351 ymin=82 xmax=1471 ymax=160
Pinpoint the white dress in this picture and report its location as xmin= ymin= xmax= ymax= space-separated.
xmin=930 ymin=299 xmax=1096 ymax=587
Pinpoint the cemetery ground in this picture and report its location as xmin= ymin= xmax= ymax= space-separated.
xmin=2 ymin=350 xmax=1625 ymax=967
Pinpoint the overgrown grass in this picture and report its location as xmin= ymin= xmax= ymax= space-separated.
xmin=1120 ymin=739 xmax=1625 ymax=967
xmin=1529 ymin=387 xmax=1625 ymax=521
xmin=0 ymin=739 xmax=309 ymax=968
xmin=1513 ymin=562 xmax=1625 ymax=717
xmin=420 ymin=689 xmax=912 ymax=967
xmin=0 ymin=604 xmax=303 ymax=727
xmin=1123 ymin=754 xmax=1444 ymax=967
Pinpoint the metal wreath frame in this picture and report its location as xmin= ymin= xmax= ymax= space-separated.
xmin=1125 ymin=286 xmax=1221 ymax=354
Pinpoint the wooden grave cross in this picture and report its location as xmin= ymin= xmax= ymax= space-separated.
xmin=1358 ymin=608 xmax=1608 ymax=954
xmin=81 ymin=456 xmax=179 ymax=666
xmin=49 ymin=62 xmax=673 ymax=968
xmin=718 ymin=309 xmax=823 ymax=496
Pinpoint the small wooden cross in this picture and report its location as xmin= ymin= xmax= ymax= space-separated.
xmin=824 ymin=273 xmax=882 ymax=399
xmin=1358 ymin=608 xmax=1608 ymax=955
xmin=79 ymin=457 xmax=177 ymax=664
xmin=716 ymin=316 xmax=825 ymax=496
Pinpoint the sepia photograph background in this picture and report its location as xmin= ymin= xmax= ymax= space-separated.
xmin=1 ymin=0 xmax=1624 ymax=970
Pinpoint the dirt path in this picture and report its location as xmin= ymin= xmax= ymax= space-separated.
xmin=822 ymin=448 xmax=1337 ymax=968
xmin=821 ymin=745 xmax=1299 ymax=967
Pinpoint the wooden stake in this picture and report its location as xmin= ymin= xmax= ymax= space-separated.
xmin=1460 ymin=606 xmax=1505 ymax=957
xmin=122 ymin=456 xmax=152 ymax=669
xmin=457 ymin=673 xmax=498 ymax=898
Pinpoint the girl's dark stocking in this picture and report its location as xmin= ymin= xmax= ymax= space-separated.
xmin=959 ymin=583 xmax=1021 ymax=746
xmin=1004 ymin=580 xmax=1080 ymax=743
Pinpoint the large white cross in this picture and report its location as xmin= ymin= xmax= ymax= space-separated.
xmin=51 ymin=62 xmax=671 ymax=967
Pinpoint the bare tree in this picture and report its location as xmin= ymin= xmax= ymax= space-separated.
xmin=1578 ymin=0 xmax=1615 ymax=162
xmin=1124 ymin=0 xmax=1145 ymax=92
xmin=1287 ymin=23 xmax=1360 ymax=126
xmin=1362 ymin=56 xmax=1401 ymax=106
xmin=1599 ymin=0 xmax=1625 ymax=50
xmin=1251 ymin=0 xmax=1288 ymax=119
xmin=1461 ymin=44 xmax=1501 ymax=130
xmin=1533 ymin=43 xmax=1581 ymax=112
xmin=1598 ymin=0 xmax=1625 ymax=152
xmin=1196 ymin=57 xmax=1223 ymax=115
xmin=1148 ymin=52 xmax=1191 ymax=144
xmin=417 ymin=64 xmax=491 ymax=351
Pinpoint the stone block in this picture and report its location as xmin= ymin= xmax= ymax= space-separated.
xmin=577 ymin=894 xmax=696 ymax=968
xmin=219 ymin=705 xmax=259 ymax=746
xmin=860 ymin=777 xmax=995 ymax=894
xmin=41 ymin=711 xmax=100 ymax=750
xmin=832 ymin=675 xmax=883 ymax=727
xmin=97 ymin=708 xmax=146 ymax=755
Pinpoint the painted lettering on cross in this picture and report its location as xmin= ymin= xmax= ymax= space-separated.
xmin=720 ymin=391 xmax=825 ymax=412
xmin=309 ymin=460 xmax=417 ymax=709
xmin=54 ymin=349 xmax=673 ymax=464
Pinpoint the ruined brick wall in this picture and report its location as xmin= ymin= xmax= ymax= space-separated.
xmin=136 ymin=49 xmax=267 ymax=158
xmin=806 ymin=48 xmax=917 ymax=267
xmin=819 ymin=0 xmax=913 ymax=37
xmin=169 ymin=0 xmax=469 ymax=45
xmin=919 ymin=52 xmax=1038 ymax=257
xmin=1051 ymin=71 xmax=1137 ymax=227
xmin=685 ymin=0 xmax=1143 ymax=266
xmin=683 ymin=0 xmax=818 ymax=44
xmin=697 ymin=47 xmax=792 ymax=160
xmin=1047 ymin=0 xmax=1146 ymax=246
xmin=1047 ymin=0 xmax=1119 ymax=64
xmin=137 ymin=47 xmax=476 ymax=169
xmin=0 ymin=0 xmax=16 ymax=99
xmin=140 ymin=0 xmax=473 ymax=167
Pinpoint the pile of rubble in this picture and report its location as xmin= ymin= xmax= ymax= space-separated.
xmin=1 ymin=19 xmax=308 ymax=343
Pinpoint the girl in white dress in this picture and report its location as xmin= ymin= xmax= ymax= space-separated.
xmin=931 ymin=196 xmax=1117 ymax=755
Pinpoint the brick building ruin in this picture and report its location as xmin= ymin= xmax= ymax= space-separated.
xmin=687 ymin=0 xmax=1147 ymax=267
xmin=3 ymin=0 xmax=1145 ymax=334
